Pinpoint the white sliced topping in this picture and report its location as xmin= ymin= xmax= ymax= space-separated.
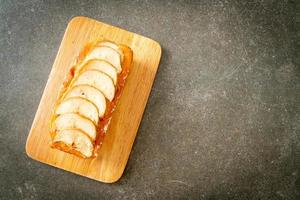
xmin=97 ymin=41 xmax=124 ymax=62
xmin=64 ymin=85 xmax=106 ymax=118
xmin=53 ymin=129 xmax=93 ymax=158
xmin=82 ymin=46 xmax=122 ymax=73
xmin=79 ymin=60 xmax=117 ymax=85
xmin=72 ymin=70 xmax=115 ymax=101
xmin=56 ymin=97 xmax=99 ymax=124
xmin=54 ymin=113 xmax=96 ymax=140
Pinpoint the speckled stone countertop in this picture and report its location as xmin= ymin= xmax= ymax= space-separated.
xmin=0 ymin=0 xmax=299 ymax=199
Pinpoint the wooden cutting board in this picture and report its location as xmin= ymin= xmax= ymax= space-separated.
xmin=26 ymin=16 xmax=161 ymax=183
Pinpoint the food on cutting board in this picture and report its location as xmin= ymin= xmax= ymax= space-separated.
xmin=50 ymin=40 xmax=133 ymax=158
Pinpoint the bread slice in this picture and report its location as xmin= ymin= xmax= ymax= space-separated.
xmin=64 ymin=85 xmax=106 ymax=118
xmin=96 ymin=41 xmax=124 ymax=61
xmin=53 ymin=113 xmax=96 ymax=141
xmin=52 ymin=129 xmax=94 ymax=158
xmin=55 ymin=97 xmax=99 ymax=124
xmin=78 ymin=59 xmax=118 ymax=85
xmin=71 ymin=70 xmax=115 ymax=101
xmin=78 ymin=46 xmax=122 ymax=73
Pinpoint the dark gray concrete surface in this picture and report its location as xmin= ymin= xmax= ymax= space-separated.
xmin=0 ymin=0 xmax=299 ymax=199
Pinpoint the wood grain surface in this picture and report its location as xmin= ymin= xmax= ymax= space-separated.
xmin=25 ymin=16 xmax=161 ymax=183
